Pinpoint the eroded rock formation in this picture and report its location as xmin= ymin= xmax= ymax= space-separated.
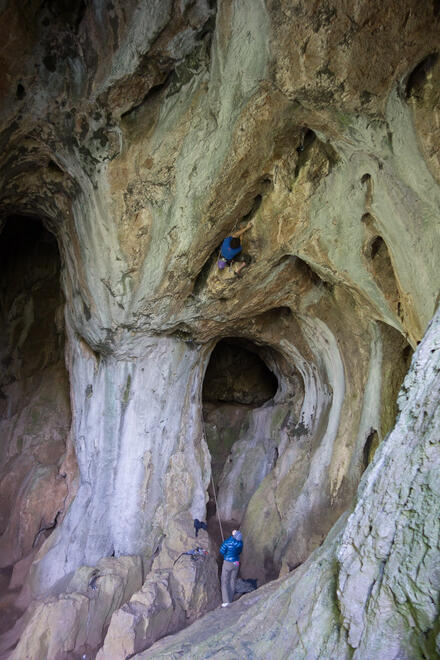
xmin=139 ymin=307 xmax=440 ymax=659
xmin=0 ymin=0 xmax=439 ymax=658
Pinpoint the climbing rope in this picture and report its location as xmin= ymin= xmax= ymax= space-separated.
xmin=202 ymin=416 xmax=225 ymax=543
xmin=210 ymin=472 xmax=224 ymax=543
xmin=230 ymin=218 xmax=239 ymax=234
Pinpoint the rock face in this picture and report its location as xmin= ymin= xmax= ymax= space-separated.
xmin=96 ymin=524 xmax=220 ymax=660
xmin=137 ymin=307 xmax=440 ymax=659
xmin=0 ymin=0 xmax=439 ymax=658
xmin=6 ymin=555 xmax=143 ymax=660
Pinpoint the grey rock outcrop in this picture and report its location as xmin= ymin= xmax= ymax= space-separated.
xmin=4 ymin=555 xmax=142 ymax=660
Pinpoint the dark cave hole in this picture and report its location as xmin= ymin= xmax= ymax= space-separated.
xmin=203 ymin=338 xmax=278 ymax=407
xmin=0 ymin=215 xmax=71 ymax=622
xmin=0 ymin=215 xmax=58 ymax=282
xmin=48 ymin=159 xmax=64 ymax=175
xmin=297 ymin=128 xmax=316 ymax=154
xmin=16 ymin=84 xmax=25 ymax=100
xmin=366 ymin=236 xmax=401 ymax=317
xmin=294 ymin=129 xmax=317 ymax=178
xmin=202 ymin=339 xmax=278 ymax=537
xmin=43 ymin=54 xmax=57 ymax=73
xmin=363 ymin=428 xmax=379 ymax=470
xmin=370 ymin=235 xmax=383 ymax=259
xmin=405 ymin=52 xmax=439 ymax=99
xmin=41 ymin=0 xmax=87 ymax=32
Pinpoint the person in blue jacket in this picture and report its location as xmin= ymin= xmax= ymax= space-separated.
xmin=219 ymin=221 xmax=253 ymax=277
xmin=220 ymin=529 xmax=243 ymax=606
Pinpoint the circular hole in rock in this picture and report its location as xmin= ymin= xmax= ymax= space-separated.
xmin=203 ymin=338 xmax=278 ymax=407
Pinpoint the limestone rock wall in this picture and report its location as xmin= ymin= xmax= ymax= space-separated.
xmin=138 ymin=305 xmax=440 ymax=660
xmin=29 ymin=334 xmax=211 ymax=595
xmin=0 ymin=0 xmax=439 ymax=657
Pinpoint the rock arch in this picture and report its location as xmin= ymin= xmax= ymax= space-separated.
xmin=203 ymin=337 xmax=287 ymax=531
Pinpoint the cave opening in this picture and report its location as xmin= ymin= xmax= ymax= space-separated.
xmin=202 ymin=338 xmax=279 ymax=542
xmin=0 ymin=215 xmax=72 ymax=624
xmin=365 ymin=234 xmax=402 ymax=318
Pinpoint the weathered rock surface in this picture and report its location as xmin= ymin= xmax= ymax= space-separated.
xmin=0 ymin=0 xmax=439 ymax=657
xmin=137 ymin=306 xmax=440 ymax=659
xmin=3 ymin=555 xmax=142 ymax=660
xmin=97 ymin=524 xmax=220 ymax=659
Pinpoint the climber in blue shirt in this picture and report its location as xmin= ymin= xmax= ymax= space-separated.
xmin=218 ymin=221 xmax=253 ymax=277
xmin=220 ymin=530 xmax=243 ymax=606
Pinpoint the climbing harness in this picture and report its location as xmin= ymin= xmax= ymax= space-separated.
xmin=217 ymin=255 xmax=227 ymax=270
xmin=173 ymin=547 xmax=208 ymax=566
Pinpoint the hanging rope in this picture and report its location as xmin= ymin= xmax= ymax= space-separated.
xmin=210 ymin=472 xmax=224 ymax=543
xmin=230 ymin=218 xmax=240 ymax=234
xmin=202 ymin=416 xmax=225 ymax=543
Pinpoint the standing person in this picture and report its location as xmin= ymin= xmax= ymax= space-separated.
xmin=218 ymin=222 xmax=253 ymax=276
xmin=220 ymin=530 xmax=243 ymax=607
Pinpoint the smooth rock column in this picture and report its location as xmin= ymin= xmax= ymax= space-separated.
xmin=30 ymin=333 xmax=210 ymax=596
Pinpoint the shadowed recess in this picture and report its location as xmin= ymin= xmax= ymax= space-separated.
xmin=0 ymin=215 xmax=72 ymax=632
xmin=203 ymin=338 xmax=279 ymax=543
xmin=203 ymin=338 xmax=278 ymax=406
